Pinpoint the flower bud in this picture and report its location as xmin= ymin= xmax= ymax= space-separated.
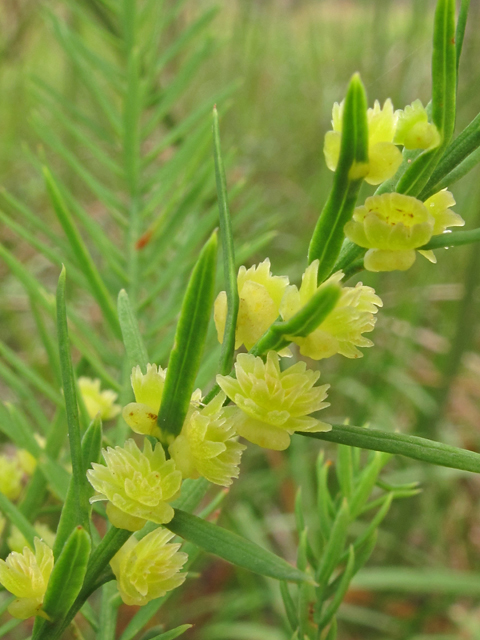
xmin=217 ymin=352 xmax=330 ymax=451
xmin=0 ymin=454 xmax=23 ymax=501
xmin=111 ymin=527 xmax=187 ymax=606
xmin=169 ymin=392 xmax=246 ymax=487
xmin=214 ymin=259 xmax=289 ymax=351
xmin=280 ymin=262 xmax=382 ymax=359
xmin=394 ymin=100 xmax=441 ymax=150
xmin=0 ymin=538 xmax=53 ymax=619
xmin=78 ymin=377 xmax=121 ymax=421
xmin=87 ymin=439 xmax=182 ymax=531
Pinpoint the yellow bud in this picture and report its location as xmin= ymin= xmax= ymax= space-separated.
xmin=217 ymin=352 xmax=330 ymax=451
xmin=280 ymin=263 xmax=382 ymax=359
xmin=214 ymin=259 xmax=289 ymax=351
xmin=78 ymin=377 xmax=121 ymax=421
xmin=169 ymin=392 xmax=246 ymax=487
xmin=394 ymin=100 xmax=441 ymax=150
xmin=111 ymin=527 xmax=187 ymax=606
xmin=345 ymin=193 xmax=436 ymax=272
xmin=0 ymin=538 xmax=53 ymax=619
xmin=87 ymin=439 xmax=182 ymax=531
xmin=0 ymin=454 xmax=23 ymax=501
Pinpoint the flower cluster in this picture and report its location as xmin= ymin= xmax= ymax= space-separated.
xmin=0 ymin=538 xmax=53 ymax=619
xmin=345 ymin=190 xmax=464 ymax=272
xmin=78 ymin=377 xmax=121 ymax=421
xmin=324 ymin=98 xmax=440 ymax=185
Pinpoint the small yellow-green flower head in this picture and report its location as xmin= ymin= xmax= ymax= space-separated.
xmin=87 ymin=439 xmax=182 ymax=532
xmin=214 ymin=259 xmax=289 ymax=351
xmin=169 ymin=392 xmax=246 ymax=487
xmin=110 ymin=527 xmax=187 ymax=606
xmin=122 ymin=364 xmax=201 ymax=439
xmin=345 ymin=193 xmax=435 ymax=272
xmin=7 ymin=523 xmax=56 ymax=554
xmin=280 ymin=262 xmax=382 ymax=359
xmin=217 ymin=352 xmax=330 ymax=451
xmin=78 ymin=377 xmax=121 ymax=421
xmin=424 ymin=189 xmax=465 ymax=235
xmin=0 ymin=538 xmax=53 ymax=619
xmin=0 ymin=454 xmax=23 ymax=501
xmin=324 ymin=99 xmax=402 ymax=185
xmin=394 ymin=100 xmax=441 ymax=150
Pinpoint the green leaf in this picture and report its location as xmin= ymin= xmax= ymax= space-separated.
xmin=157 ymin=231 xmax=218 ymax=439
xmin=280 ymin=581 xmax=299 ymax=633
xmin=315 ymin=499 xmax=349 ymax=589
xmin=147 ymin=625 xmax=193 ymax=640
xmin=213 ymin=106 xmax=239 ymax=376
xmin=166 ymin=509 xmax=313 ymax=584
xmin=300 ymin=424 xmax=480 ymax=473
xmin=54 ymin=415 xmax=102 ymax=558
xmin=336 ymin=444 xmax=353 ymax=499
xmin=455 ymin=0 xmax=471 ymax=74
xmin=56 ymin=267 xmax=91 ymax=536
xmin=396 ymin=0 xmax=456 ymax=196
xmin=308 ymin=73 xmax=368 ymax=282
xmin=251 ymin=283 xmax=341 ymax=356
xmin=349 ymin=451 xmax=390 ymax=518
xmin=318 ymin=546 xmax=355 ymax=630
xmin=0 ymin=493 xmax=38 ymax=548
xmin=41 ymin=527 xmax=91 ymax=624
xmin=45 ymin=169 xmax=121 ymax=339
xmin=118 ymin=289 xmax=149 ymax=373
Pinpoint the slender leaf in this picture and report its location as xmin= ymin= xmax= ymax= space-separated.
xmin=147 ymin=625 xmax=193 ymax=640
xmin=308 ymin=73 xmax=368 ymax=282
xmin=166 ymin=509 xmax=313 ymax=584
xmin=318 ymin=546 xmax=355 ymax=630
xmin=301 ymin=424 xmax=480 ymax=473
xmin=0 ymin=493 xmax=38 ymax=548
xmin=118 ymin=289 xmax=149 ymax=373
xmin=455 ymin=0 xmax=471 ymax=76
xmin=157 ymin=231 xmax=218 ymax=439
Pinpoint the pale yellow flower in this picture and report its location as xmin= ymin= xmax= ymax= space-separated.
xmin=0 ymin=454 xmax=23 ymax=501
xmin=424 ymin=189 xmax=465 ymax=236
xmin=169 ymin=392 xmax=246 ymax=487
xmin=8 ymin=523 xmax=56 ymax=554
xmin=78 ymin=377 xmax=121 ymax=421
xmin=87 ymin=439 xmax=182 ymax=531
xmin=214 ymin=259 xmax=289 ymax=351
xmin=217 ymin=352 xmax=330 ymax=451
xmin=0 ymin=538 xmax=53 ymax=619
xmin=324 ymin=99 xmax=402 ymax=185
xmin=345 ymin=193 xmax=435 ymax=271
xmin=394 ymin=100 xmax=441 ymax=150
xmin=111 ymin=527 xmax=187 ymax=606
xmin=122 ymin=364 xmax=201 ymax=439
xmin=280 ymin=262 xmax=382 ymax=359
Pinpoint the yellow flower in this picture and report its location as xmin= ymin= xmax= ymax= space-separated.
xmin=110 ymin=527 xmax=187 ymax=606
xmin=345 ymin=192 xmax=435 ymax=272
xmin=217 ymin=352 xmax=330 ymax=451
xmin=8 ymin=523 xmax=56 ymax=554
xmin=324 ymin=99 xmax=402 ymax=185
xmin=394 ymin=100 xmax=441 ymax=150
xmin=214 ymin=259 xmax=289 ymax=351
xmin=0 ymin=454 xmax=23 ymax=501
xmin=169 ymin=392 xmax=246 ymax=487
xmin=87 ymin=439 xmax=182 ymax=531
xmin=424 ymin=189 xmax=464 ymax=236
xmin=78 ymin=377 xmax=121 ymax=421
xmin=122 ymin=364 xmax=201 ymax=439
xmin=0 ymin=538 xmax=53 ymax=619
xmin=280 ymin=262 xmax=382 ymax=359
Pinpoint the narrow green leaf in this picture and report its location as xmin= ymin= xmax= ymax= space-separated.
xmin=213 ymin=106 xmax=239 ymax=376
xmin=349 ymin=451 xmax=390 ymax=518
xmin=316 ymin=452 xmax=333 ymax=543
xmin=56 ymin=267 xmax=90 ymax=536
xmin=0 ymin=493 xmax=37 ymax=548
xmin=318 ymin=546 xmax=355 ymax=630
xmin=42 ymin=527 xmax=91 ymax=623
xmin=301 ymin=424 xmax=480 ymax=473
xmin=308 ymin=73 xmax=368 ymax=282
xmin=280 ymin=581 xmax=299 ymax=633
xmin=98 ymin=582 xmax=119 ymax=640
xmin=336 ymin=444 xmax=353 ymax=499
xmin=54 ymin=415 xmax=102 ymax=558
xmin=45 ymin=170 xmax=121 ymax=339
xmin=118 ymin=289 xmax=149 ymax=373
xmin=166 ymin=509 xmax=313 ymax=584
xmin=157 ymin=231 xmax=218 ymax=439
xmin=147 ymin=625 xmax=193 ymax=640
xmin=353 ymin=567 xmax=480 ymax=596
xmin=455 ymin=0 xmax=471 ymax=75
xmin=315 ymin=499 xmax=349 ymax=588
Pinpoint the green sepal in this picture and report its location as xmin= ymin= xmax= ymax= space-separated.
xmin=157 ymin=231 xmax=218 ymax=439
xmin=308 ymin=73 xmax=368 ymax=282
xmin=166 ymin=509 xmax=313 ymax=584
xmin=117 ymin=289 xmax=149 ymax=374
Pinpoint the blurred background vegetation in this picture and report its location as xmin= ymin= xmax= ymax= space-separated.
xmin=1 ymin=0 xmax=480 ymax=638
